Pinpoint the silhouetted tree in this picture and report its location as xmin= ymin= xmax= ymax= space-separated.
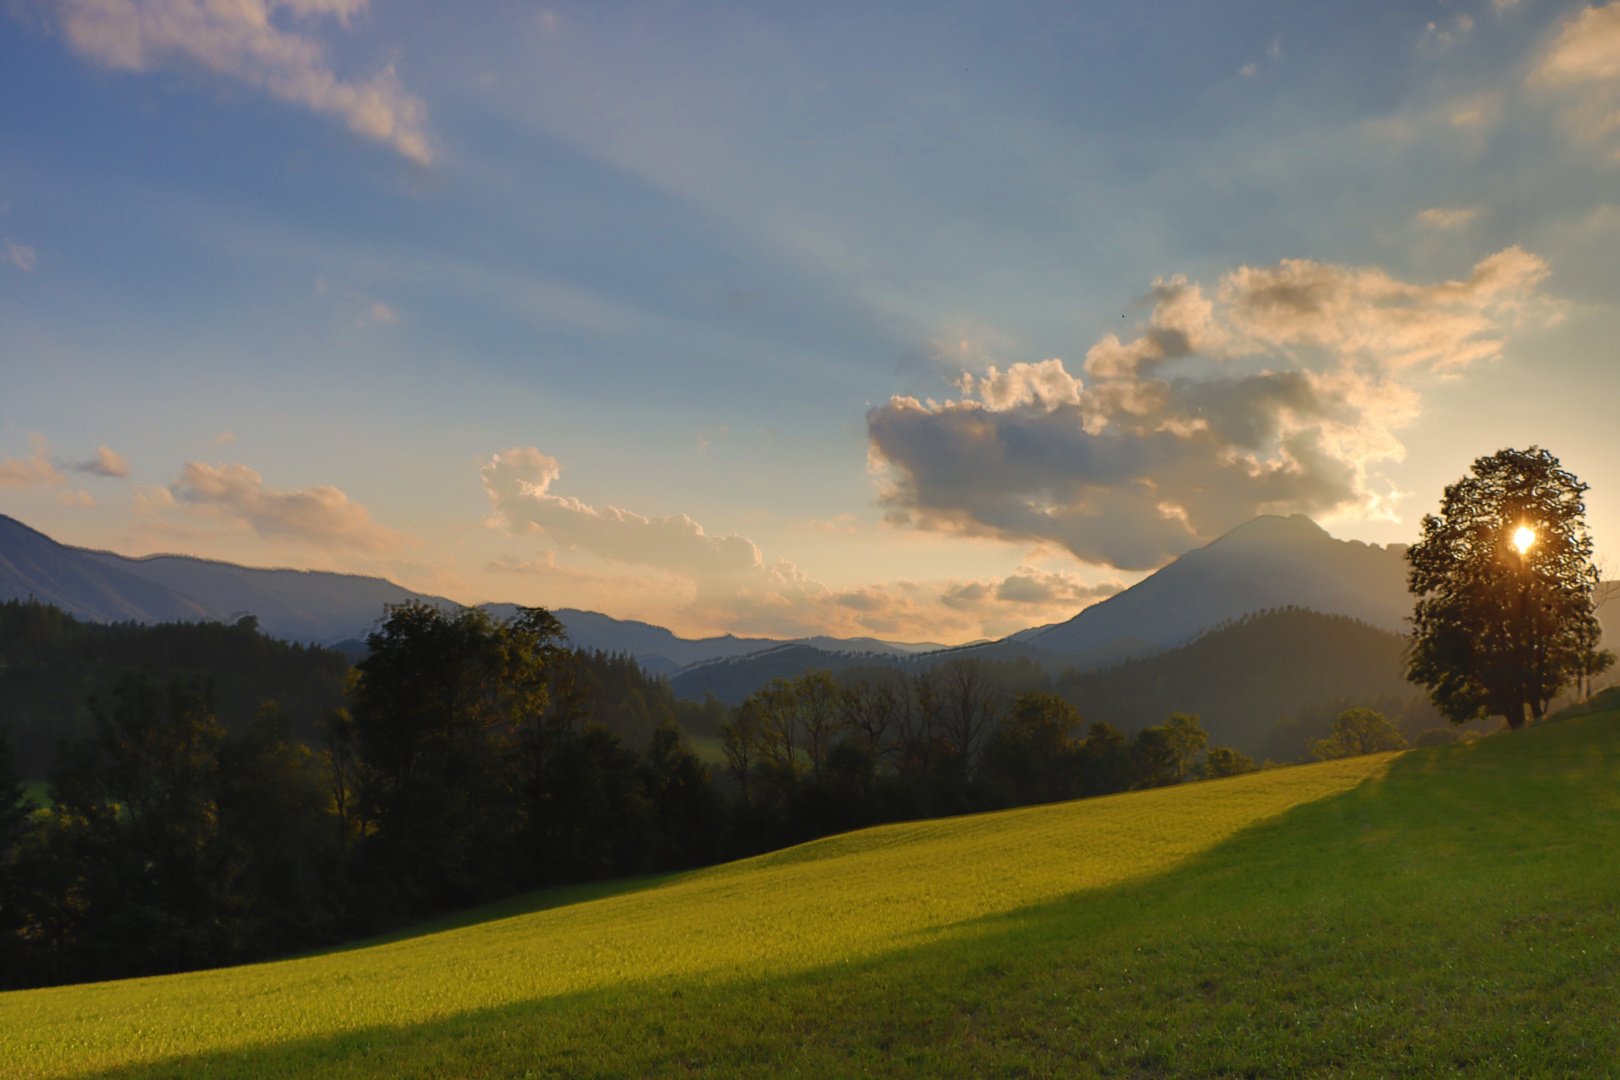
xmin=1408 ymin=447 xmax=1613 ymax=728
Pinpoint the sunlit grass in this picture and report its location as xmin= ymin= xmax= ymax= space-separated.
xmin=6 ymin=714 xmax=1620 ymax=1078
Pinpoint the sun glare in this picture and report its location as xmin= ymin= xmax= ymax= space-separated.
xmin=1513 ymin=526 xmax=1536 ymax=553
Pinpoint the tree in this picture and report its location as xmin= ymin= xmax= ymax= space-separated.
xmin=936 ymin=658 xmax=1001 ymax=765
xmin=1311 ymin=707 xmax=1408 ymax=759
xmin=796 ymin=669 xmax=845 ymax=785
xmin=979 ymin=692 xmax=1084 ymax=803
xmin=1131 ymin=713 xmax=1207 ymax=789
xmin=719 ymin=703 xmax=763 ymax=808
xmin=1205 ymin=745 xmax=1257 ymax=778
xmin=348 ymin=602 xmax=568 ymax=911
xmin=1407 ymin=447 xmax=1614 ymax=728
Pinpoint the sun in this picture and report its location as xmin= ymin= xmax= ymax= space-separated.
xmin=1513 ymin=526 xmax=1536 ymax=553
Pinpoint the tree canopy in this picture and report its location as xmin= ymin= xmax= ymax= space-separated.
xmin=1406 ymin=447 xmax=1613 ymax=728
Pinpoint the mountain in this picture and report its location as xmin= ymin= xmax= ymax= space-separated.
xmin=1014 ymin=514 xmax=1412 ymax=656
xmin=668 ymin=636 xmax=1146 ymax=704
xmin=1050 ymin=607 xmax=1431 ymax=756
xmin=478 ymin=604 xmax=949 ymax=675
xmin=0 ymin=516 xmax=213 ymax=625
xmin=0 ymin=514 xmax=458 ymax=643
xmin=0 ymin=516 xmax=951 ymax=667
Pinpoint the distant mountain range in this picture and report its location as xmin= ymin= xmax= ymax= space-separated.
xmin=6 ymin=510 xmax=1614 ymax=721
xmin=0 ymin=516 xmax=947 ymax=674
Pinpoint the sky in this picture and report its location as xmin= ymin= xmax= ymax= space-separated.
xmin=3 ymin=0 xmax=1620 ymax=645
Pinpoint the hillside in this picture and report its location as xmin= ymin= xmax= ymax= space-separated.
xmin=6 ymin=714 xmax=1620 ymax=1077
xmin=1052 ymin=607 xmax=1427 ymax=755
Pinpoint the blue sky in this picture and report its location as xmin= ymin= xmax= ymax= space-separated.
xmin=4 ymin=0 xmax=1620 ymax=643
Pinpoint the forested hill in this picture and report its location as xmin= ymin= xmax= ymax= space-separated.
xmin=0 ymin=600 xmax=351 ymax=775
xmin=1052 ymin=607 xmax=1429 ymax=755
xmin=0 ymin=600 xmax=728 ymax=777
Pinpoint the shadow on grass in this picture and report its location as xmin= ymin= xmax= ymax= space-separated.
xmin=56 ymin=713 xmax=1620 ymax=1080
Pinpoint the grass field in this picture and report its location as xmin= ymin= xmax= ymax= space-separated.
xmin=4 ymin=713 xmax=1619 ymax=1078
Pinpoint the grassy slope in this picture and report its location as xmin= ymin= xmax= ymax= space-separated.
xmin=6 ymin=714 xmax=1620 ymax=1079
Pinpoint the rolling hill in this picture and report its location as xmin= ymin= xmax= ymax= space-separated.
xmin=5 ymin=714 xmax=1619 ymax=1077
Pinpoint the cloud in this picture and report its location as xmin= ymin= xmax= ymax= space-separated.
xmin=1239 ymin=62 xmax=1259 ymax=78
xmin=57 ymin=490 xmax=95 ymax=507
xmin=1528 ymin=3 xmax=1620 ymax=157
xmin=46 ymin=0 xmax=431 ymax=164
xmin=942 ymin=566 xmax=1122 ymax=611
xmin=1420 ymin=15 xmax=1474 ymax=52
xmin=71 ymin=445 xmax=130 ymax=478
xmin=480 ymin=448 xmax=1110 ymax=641
xmin=867 ymin=248 xmax=1551 ymax=571
xmin=169 ymin=461 xmax=408 ymax=552
xmin=1416 ymin=206 xmax=1480 ymax=229
xmin=5 ymin=241 xmax=35 ymax=272
xmin=0 ymin=436 xmax=64 ymax=487
xmin=364 ymin=301 xmax=397 ymax=324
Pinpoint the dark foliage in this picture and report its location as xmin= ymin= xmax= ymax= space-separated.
xmin=0 ymin=599 xmax=350 ymax=775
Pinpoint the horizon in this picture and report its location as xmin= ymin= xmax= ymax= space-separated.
xmin=1 ymin=507 xmax=1417 ymax=646
xmin=5 ymin=1 xmax=1620 ymax=645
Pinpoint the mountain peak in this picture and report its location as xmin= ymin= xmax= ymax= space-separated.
xmin=1018 ymin=514 xmax=1411 ymax=657
xmin=1204 ymin=513 xmax=1332 ymax=551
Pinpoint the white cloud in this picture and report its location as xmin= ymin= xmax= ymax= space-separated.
xmin=4 ymin=241 xmax=35 ymax=272
xmin=1415 ymin=206 xmax=1481 ymax=229
xmin=868 ymin=248 xmax=1551 ymax=571
xmin=0 ymin=436 xmax=64 ymax=487
xmin=1240 ymin=62 xmax=1259 ymax=78
xmin=364 ymin=301 xmax=397 ymax=324
xmin=46 ymin=0 xmax=431 ymax=164
xmin=169 ymin=461 xmax=409 ymax=552
xmin=1528 ymin=3 xmax=1620 ymax=157
xmin=955 ymin=359 xmax=1082 ymax=412
xmin=72 ymin=445 xmax=130 ymax=478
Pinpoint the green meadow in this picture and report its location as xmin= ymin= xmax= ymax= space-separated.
xmin=5 ymin=713 xmax=1620 ymax=1079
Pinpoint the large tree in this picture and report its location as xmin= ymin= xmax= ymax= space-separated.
xmin=1406 ymin=447 xmax=1613 ymax=728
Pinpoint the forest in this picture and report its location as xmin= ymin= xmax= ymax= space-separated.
xmin=0 ymin=600 xmax=1422 ymax=990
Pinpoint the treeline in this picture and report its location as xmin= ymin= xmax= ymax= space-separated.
xmin=0 ymin=602 xmax=1270 ymax=990
xmin=0 ymin=599 xmax=350 ymax=775
xmin=718 ymin=663 xmax=1255 ymax=850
